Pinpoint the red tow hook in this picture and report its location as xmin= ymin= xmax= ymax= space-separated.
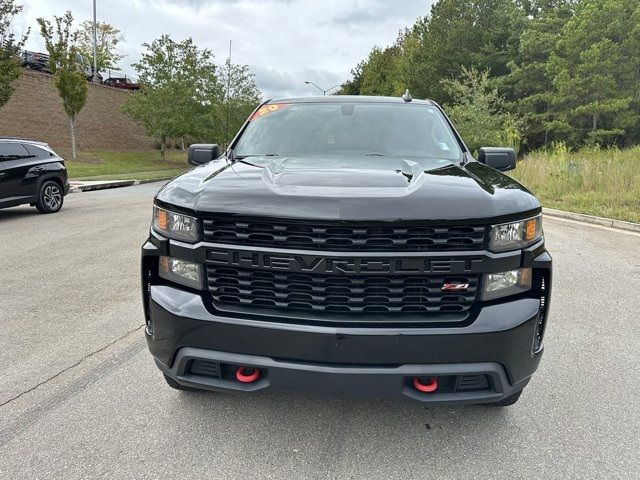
xmin=412 ymin=376 xmax=438 ymax=393
xmin=236 ymin=366 xmax=261 ymax=383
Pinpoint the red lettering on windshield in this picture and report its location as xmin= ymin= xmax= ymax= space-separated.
xmin=249 ymin=103 xmax=290 ymax=120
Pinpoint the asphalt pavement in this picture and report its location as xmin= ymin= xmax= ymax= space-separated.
xmin=1 ymin=183 xmax=639 ymax=479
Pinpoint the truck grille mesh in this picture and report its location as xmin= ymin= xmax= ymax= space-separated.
xmin=203 ymin=217 xmax=486 ymax=251
xmin=207 ymin=266 xmax=479 ymax=314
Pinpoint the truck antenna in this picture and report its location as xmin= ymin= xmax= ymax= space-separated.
xmin=224 ymin=40 xmax=232 ymax=149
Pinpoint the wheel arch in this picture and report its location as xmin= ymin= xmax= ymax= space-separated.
xmin=36 ymin=172 xmax=65 ymax=194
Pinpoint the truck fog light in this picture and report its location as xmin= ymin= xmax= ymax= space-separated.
xmin=159 ymin=256 xmax=203 ymax=289
xmin=482 ymin=268 xmax=532 ymax=301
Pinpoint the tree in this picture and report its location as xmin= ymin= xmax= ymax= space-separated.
xmin=398 ymin=0 xmax=524 ymax=103
xmin=500 ymin=0 xmax=576 ymax=148
xmin=339 ymin=0 xmax=524 ymax=103
xmin=546 ymin=0 xmax=639 ymax=145
xmin=339 ymin=60 xmax=365 ymax=95
xmin=37 ymin=11 xmax=87 ymax=159
xmin=442 ymin=67 xmax=522 ymax=154
xmin=215 ymin=58 xmax=261 ymax=147
xmin=338 ymin=0 xmax=640 ymax=148
xmin=337 ymin=30 xmax=406 ymax=97
xmin=121 ymin=35 xmax=222 ymax=159
xmin=0 ymin=0 xmax=29 ymax=109
xmin=358 ymin=45 xmax=403 ymax=96
xmin=76 ymin=20 xmax=125 ymax=73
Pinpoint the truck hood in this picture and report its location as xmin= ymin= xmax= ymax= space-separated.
xmin=156 ymin=156 xmax=540 ymax=222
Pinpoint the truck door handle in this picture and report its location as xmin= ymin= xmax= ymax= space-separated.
xmin=0 ymin=172 xmax=6 ymax=178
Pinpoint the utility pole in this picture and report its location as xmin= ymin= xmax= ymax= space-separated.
xmin=92 ymin=0 xmax=98 ymax=82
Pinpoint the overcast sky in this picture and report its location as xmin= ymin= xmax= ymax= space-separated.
xmin=16 ymin=0 xmax=433 ymax=99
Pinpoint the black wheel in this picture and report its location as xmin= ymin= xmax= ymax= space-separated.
xmin=163 ymin=374 xmax=200 ymax=391
xmin=482 ymin=390 xmax=523 ymax=407
xmin=35 ymin=180 xmax=64 ymax=214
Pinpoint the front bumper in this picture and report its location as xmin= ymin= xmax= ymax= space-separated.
xmin=146 ymin=283 xmax=543 ymax=404
xmin=156 ymin=348 xmax=528 ymax=404
xmin=142 ymin=232 xmax=551 ymax=404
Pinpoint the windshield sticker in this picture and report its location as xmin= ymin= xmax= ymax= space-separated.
xmin=250 ymin=103 xmax=289 ymax=120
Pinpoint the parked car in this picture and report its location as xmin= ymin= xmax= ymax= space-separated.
xmin=74 ymin=53 xmax=103 ymax=82
xmin=21 ymin=50 xmax=102 ymax=82
xmin=103 ymin=76 xmax=140 ymax=91
xmin=21 ymin=51 xmax=51 ymax=73
xmin=142 ymin=95 xmax=552 ymax=406
xmin=0 ymin=138 xmax=70 ymax=213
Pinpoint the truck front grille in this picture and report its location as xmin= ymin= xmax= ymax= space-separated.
xmin=207 ymin=266 xmax=479 ymax=315
xmin=203 ymin=217 xmax=486 ymax=252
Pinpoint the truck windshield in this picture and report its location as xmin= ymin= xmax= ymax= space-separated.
xmin=233 ymin=102 xmax=463 ymax=162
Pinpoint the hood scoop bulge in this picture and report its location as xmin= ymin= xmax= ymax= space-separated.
xmin=261 ymin=157 xmax=426 ymax=197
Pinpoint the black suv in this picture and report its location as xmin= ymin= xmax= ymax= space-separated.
xmin=0 ymin=138 xmax=70 ymax=213
xmin=142 ymin=96 xmax=552 ymax=406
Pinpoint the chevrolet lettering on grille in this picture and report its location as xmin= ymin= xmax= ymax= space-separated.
xmin=207 ymin=248 xmax=482 ymax=275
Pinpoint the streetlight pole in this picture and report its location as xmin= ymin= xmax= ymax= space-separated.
xmin=92 ymin=0 xmax=98 ymax=83
xmin=304 ymin=81 xmax=341 ymax=96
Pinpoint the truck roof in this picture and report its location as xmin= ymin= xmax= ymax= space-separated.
xmin=267 ymin=95 xmax=436 ymax=105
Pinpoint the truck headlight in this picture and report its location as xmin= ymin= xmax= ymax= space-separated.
xmin=489 ymin=215 xmax=542 ymax=252
xmin=159 ymin=256 xmax=203 ymax=289
xmin=482 ymin=268 xmax=532 ymax=300
xmin=153 ymin=205 xmax=199 ymax=242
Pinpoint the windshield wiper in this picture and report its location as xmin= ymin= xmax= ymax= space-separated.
xmin=233 ymin=154 xmax=282 ymax=162
xmin=365 ymin=152 xmax=387 ymax=157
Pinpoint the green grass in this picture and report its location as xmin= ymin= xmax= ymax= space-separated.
xmin=59 ymin=149 xmax=190 ymax=181
xmin=511 ymin=144 xmax=640 ymax=223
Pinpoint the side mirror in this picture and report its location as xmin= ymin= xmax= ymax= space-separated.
xmin=478 ymin=147 xmax=517 ymax=172
xmin=188 ymin=144 xmax=221 ymax=166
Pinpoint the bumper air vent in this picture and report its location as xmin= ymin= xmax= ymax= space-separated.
xmin=189 ymin=360 xmax=221 ymax=378
xmin=534 ymin=273 xmax=550 ymax=352
xmin=456 ymin=374 xmax=490 ymax=391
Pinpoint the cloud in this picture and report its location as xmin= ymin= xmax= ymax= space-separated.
xmin=19 ymin=0 xmax=433 ymax=98
xmin=253 ymin=65 xmax=347 ymax=99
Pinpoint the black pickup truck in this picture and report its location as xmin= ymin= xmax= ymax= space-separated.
xmin=142 ymin=95 xmax=552 ymax=406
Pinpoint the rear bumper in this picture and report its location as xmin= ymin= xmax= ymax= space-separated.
xmin=146 ymin=284 xmax=543 ymax=404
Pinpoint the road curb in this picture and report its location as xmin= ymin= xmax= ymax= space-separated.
xmin=70 ymin=180 xmax=135 ymax=193
xmin=69 ymin=177 xmax=172 ymax=193
xmin=135 ymin=177 xmax=174 ymax=185
xmin=543 ymin=207 xmax=640 ymax=233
